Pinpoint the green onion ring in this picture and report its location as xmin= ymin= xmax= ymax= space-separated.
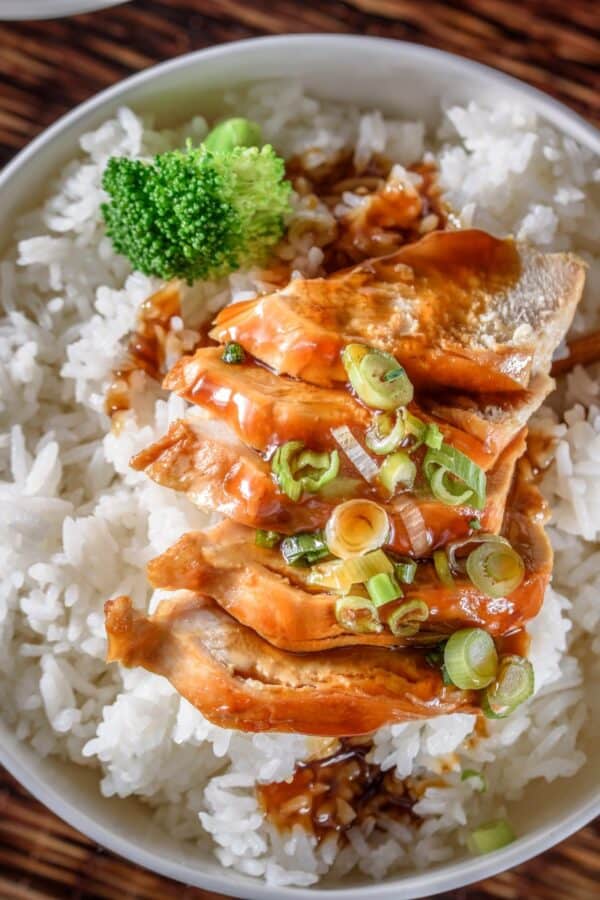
xmin=335 ymin=595 xmax=383 ymax=634
xmin=365 ymin=411 xmax=405 ymax=455
xmin=271 ymin=441 xmax=339 ymax=501
xmin=467 ymin=819 xmax=515 ymax=855
xmin=378 ymin=450 xmax=416 ymax=495
xmin=433 ymin=549 xmax=455 ymax=587
xmin=482 ymin=654 xmax=534 ymax=718
xmin=366 ymin=572 xmax=403 ymax=607
xmin=341 ymin=344 xmax=414 ymax=410
xmin=424 ymin=444 xmax=486 ymax=510
xmin=466 ymin=542 xmax=525 ymax=598
xmin=387 ymin=598 xmax=429 ymax=637
xmin=443 ymin=628 xmax=498 ymax=690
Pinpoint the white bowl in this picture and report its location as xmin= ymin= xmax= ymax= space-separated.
xmin=1 ymin=35 xmax=599 ymax=900
xmin=0 ymin=0 xmax=127 ymax=20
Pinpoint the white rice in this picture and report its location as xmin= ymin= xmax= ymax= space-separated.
xmin=0 ymin=82 xmax=599 ymax=886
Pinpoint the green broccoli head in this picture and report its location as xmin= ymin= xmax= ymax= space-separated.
xmin=101 ymin=141 xmax=291 ymax=284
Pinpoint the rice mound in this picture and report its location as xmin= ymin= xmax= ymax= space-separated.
xmin=0 ymin=83 xmax=599 ymax=886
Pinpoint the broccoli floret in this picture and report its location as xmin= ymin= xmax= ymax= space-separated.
xmin=101 ymin=143 xmax=291 ymax=284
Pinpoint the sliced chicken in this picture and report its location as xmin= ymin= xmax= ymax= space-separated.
xmin=162 ymin=347 xmax=499 ymax=468
xmin=146 ymin=473 xmax=551 ymax=652
xmin=129 ymin=417 xmax=331 ymax=533
xmin=163 ymin=346 xmax=370 ymax=454
xmin=420 ymin=373 xmax=554 ymax=461
xmin=133 ymin=420 xmax=525 ymax=551
xmin=211 ymin=230 xmax=585 ymax=393
xmin=105 ymin=593 xmax=475 ymax=735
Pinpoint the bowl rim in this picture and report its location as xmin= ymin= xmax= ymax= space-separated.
xmin=1 ymin=33 xmax=599 ymax=900
xmin=0 ymin=0 xmax=127 ymax=21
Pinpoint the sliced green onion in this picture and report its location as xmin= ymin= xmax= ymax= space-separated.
xmin=335 ymin=595 xmax=382 ymax=634
xmin=469 ymin=518 xmax=482 ymax=530
xmin=325 ymin=499 xmax=390 ymax=559
xmin=466 ymin=542 xmax=525 ymax=599
xmin=280 ymin=531 xmax=329 ymax=566
xmin=383 ymin=367 xmax=405 ymax=383
xmin=461 ymin=769 xmax=487 ymax=792
xmin=394 ymin=558 xmax=417 ymax=584
xmin=443 ymin=628 xmax=498 ymax=690
xmin=429 ymin=466 xmax=475 ymax=506
xmin=255 ymin=529 xmax=281 ymax=549
xmin=317 ymin=476 xmax=363 ymax=500
xmin=441 ymin=664 xmax=455 ymax=686
xmin=401 ymin=411 xmax=427 ymax=453
xmin=272 ymin=440 xmax=304 ymax=501
xmin=433 ymin=549 xmax=455 ymax=587
xmin=365 ymin=411 xmax=405 ymax=455
xmin=446 ymin=534 xmax=509 ymax=574
xmin=378 ymin=450 xmax=416 ymax=495
xmin=424 ymin=444 xmax=486 ymax=510
xmin=341 ymin=344 xmax=414 ymax=410
xmin=221 ymin=341 xmax=246 ymax=364
xmin=393 ymin=494 xmax=431 ymax=557
xmin=482 ymin=655 xmax=534 ymax=718
xmin=203 ymin=117 xmax=262 ymax=153
xmin=425 ymin=646 xmax=444 ymax=669
xmin=308 ymin=549 xmax=393 ymax=593
xmin=467 ymin=819 xmax=515 ymax=855
xmin=404 ymin=412 xmax=426 ymax=441
xmin=331 ymin=425 xmax=379 ymax=482
xmin=272 ymin=441 xmax=339 ymax=501
xmin=387 ymin=598 xmax=429 ymax=637
xmin=366 ymin=572 xmax=403 ymax=607
xmin=424 ymin=423 xmax=443 ymax=450
xmin=294 ymin=448 xmax=340 ymax=493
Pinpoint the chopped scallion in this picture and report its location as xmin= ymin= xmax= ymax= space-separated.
xmin=424 ymin=444 xmax=486 ymax=509
xmin=325 ymin=499 xmax=390 ymax=559
xmin=424 ymin=423 xmax=443 ymax=450
xmin=482 ymin=654 xmax=534 ymax=718
xmin=443 ymin=628 xmax=498 ymax=690
xmin=429 ymin=465 xmax=474 ymax=506
xmin=387 ymin=598 xmax=429 ymax=637
xmin=433 ymin=549 xmax=455 ymax=587
xmin=335 ymin=595 xmax=382 ymax=634
xmin=331 ymin=425 xmax=379 ymax=482
xmin=394 ymin=558 xmax=417 ymax=584
xmin=221 ymin=341 xmax=246 ymax=364
xmin=365 ymin=411 xmax=405 ymax=455
xmin=461 ymin=769 xmax=487 ymax=792
xmin=255 ymin=529 xmax=281 ymax=549
xmin=366 ymin=572 xmax=403 ymax=607
xmin=280 ymin=531 xmax=329 ymax=566
xmin=308 ymin=549 xmax=393 ymax=593
xmin=341 ymin=344 xmax=414 ymax=410
xmin=466 ymin=542 xmax=525 ymax=599
xmin=467 ymin=819 xmax=515 ymax=855
xmin=378 ymin=450 xmax=416 ymax=495
xmin=272 ymin=441 xmax=339 ymax=501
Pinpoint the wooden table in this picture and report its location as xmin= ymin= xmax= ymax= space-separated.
xmin=0 ymin=2 xmax=598 ymax=897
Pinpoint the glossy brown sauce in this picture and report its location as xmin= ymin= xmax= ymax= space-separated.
xmin=286 ymin=150 xmax=448 ymax=271
xmin=498 ymin=627 xmax=531 ymax=658
xmin=105 ymin=281 xmax=182 ymax=419
xmin=525 ymin=428 xmax=558 ymax=482
xmin=257 ymin=739 xmax=417 ymax=843
xmin=105 ymin=281 xmax=212 ymax=423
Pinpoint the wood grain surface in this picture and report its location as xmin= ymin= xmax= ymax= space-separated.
xmin=0 ymin=1 xmax=598 ymax=898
